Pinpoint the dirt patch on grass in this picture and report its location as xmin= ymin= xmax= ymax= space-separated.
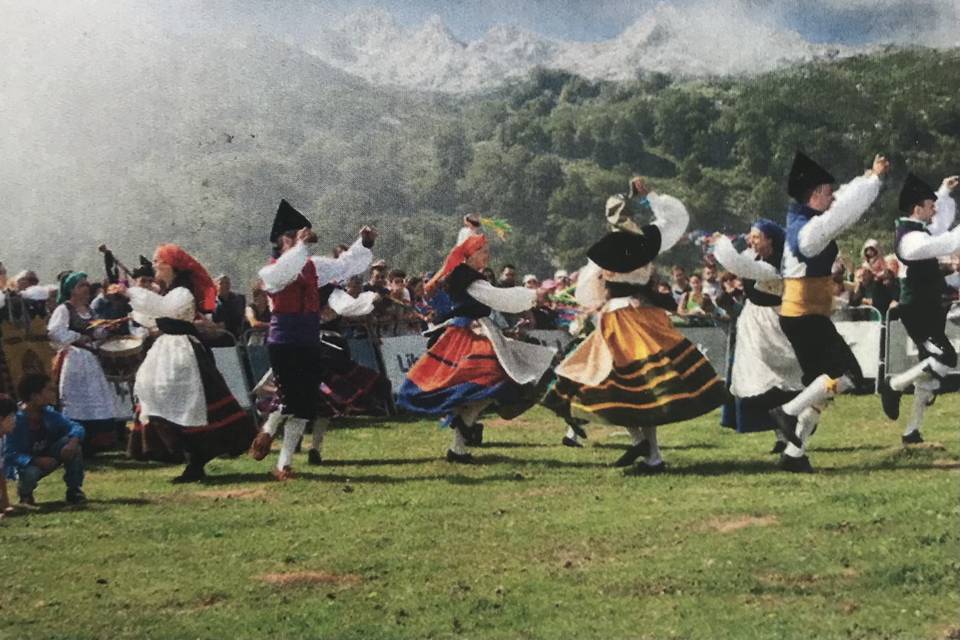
xmin=932 ymin=459 xmax=960 ymax=470
xmin=257 ymin=571 xmax=362 ymax=588
xmin=705 ymin=515 xmax=778 ymax=533
xmin=194 ymin=488 xmax=272 ymax=501
xmin=941 ymin=626 xmax=960 ymax=640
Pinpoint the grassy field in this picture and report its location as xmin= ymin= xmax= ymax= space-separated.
xmin=1 ymin=395 xmax=958 ymax=640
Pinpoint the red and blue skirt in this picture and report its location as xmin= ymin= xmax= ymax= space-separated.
xmin=396 ymin=320 xmax=523 ymax=417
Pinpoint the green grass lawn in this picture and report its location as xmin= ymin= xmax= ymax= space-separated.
xmin=2 ymin=395 xmax=958 ymax=640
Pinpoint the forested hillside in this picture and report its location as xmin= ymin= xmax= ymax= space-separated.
xmin=6 ymin=46 xmax=957 ymax=280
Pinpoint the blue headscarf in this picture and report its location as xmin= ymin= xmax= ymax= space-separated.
xmin=57 ymin=271 xmax=87 ymax=305
xmin=751 ymin=218 xmax=785 ymax=264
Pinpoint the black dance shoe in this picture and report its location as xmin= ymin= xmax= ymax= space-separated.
xmin=171 ymin=465 xmax=206 ymax=484
xmin=612 ymin=441 xmax=650 ymax=467
xmin=901 ymin=430 xmax=924 ymax=445
xmin=770 ymin=440 xmax=787 ymax=454
xmin=307 ymin=449 xmax=323 ymax=465
xmin=66 ymin=489 xmax=87 ymax=505
xmin=561 ymin=436 xmax=583 ymax=448
xmin=779 ymin=454 xmax=814 ymax=474
xmin=445 ymin=449 xmax=474 ymax=464
xmin=879 ymin=382 xmax=902 ymax=421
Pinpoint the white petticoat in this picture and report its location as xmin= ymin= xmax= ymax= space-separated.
xmin=58 ymin=346 xmax=127 ymax=421
xmin=730 ymin=301 xmax=803 ymax=398
xmin=134 ymin=334 xmax=207 ymax=427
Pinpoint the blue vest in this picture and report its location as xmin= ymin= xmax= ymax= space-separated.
xmin=784 ymin=203 xmax=838 ymax=278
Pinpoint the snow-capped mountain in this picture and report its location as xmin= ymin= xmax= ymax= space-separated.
xmin=305 ymin=4 xmax=859 ymax=93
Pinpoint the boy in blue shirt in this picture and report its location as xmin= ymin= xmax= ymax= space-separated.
xmin=4 ymin=374 xmax=86 ymax=506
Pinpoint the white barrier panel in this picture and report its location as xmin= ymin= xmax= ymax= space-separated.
xmin=678 ymin=325 xmax=729 ymax=378
xmin=379 ymin=334 xmax=429 ymax=393
xmin=834 ymin=321 xmax=883 ymax=380
xmin=886 ymin=315 xmax=960 ymax=377
xmin=213 ymin=346 xmax=252 ymax=408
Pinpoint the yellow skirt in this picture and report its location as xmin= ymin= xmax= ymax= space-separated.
xmin=547 ymin=306 xmax=726 ymax=427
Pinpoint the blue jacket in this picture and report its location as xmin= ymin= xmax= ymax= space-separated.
xmin=3 ymin=406 xmax=85 ymax=474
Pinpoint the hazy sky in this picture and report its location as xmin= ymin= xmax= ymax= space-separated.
xmin=163 ymin=0 xmax=957 ymax=45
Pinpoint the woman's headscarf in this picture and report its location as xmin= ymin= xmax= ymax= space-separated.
xmin=57 ymin=271 xmax=87 ymax=305
xmin=751 ymin=218 xmax=785 ymax=263
xmin=424 ymin=234 xmax=487 ymax=297
xmin=153 ymin=244 xmax=217 ymax=313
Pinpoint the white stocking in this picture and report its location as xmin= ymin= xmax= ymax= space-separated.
xmin=278 ymin=418 xmax=307 ymax=469
xmin=641 ymin=426 xmax=661 ymax=465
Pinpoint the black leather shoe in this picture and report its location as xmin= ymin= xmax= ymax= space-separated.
xmin=66 ymin=489 xmax=87 ymax=505
xmin=612 ymin=441 xmax=651 ymax=467
xmin=779 ymin=454 xmax=814 ymax=474
xmin=445 ymin=449 xmax=473 ymax=464
xmin=624 ymin=461 xmax=666 ymax=476
xmin=307 ymin=449 xmax=323 ymax=465
xmin=879 ymin=382 xmax=902 ymax=420
xmin=769 ymin=407 xmax=801 ymax=447
xmin=770 ymin=440 xmax=787 ymax=454
xmin=901 ymin=430 xmax=924 ymax=445
xmin=561 ymin=436 xmax=583 ymax=448
xmin=171 ymin=465 xmax=206 ymax=484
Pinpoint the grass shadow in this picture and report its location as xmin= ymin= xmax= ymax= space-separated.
xmin=318 ymin=457 xmax=440 ymax=467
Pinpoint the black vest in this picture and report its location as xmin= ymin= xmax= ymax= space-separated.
xmin=895 ymin=218 xmax=945 ymax=308
xmin=443 ymin=265 xmax=491 ymax=320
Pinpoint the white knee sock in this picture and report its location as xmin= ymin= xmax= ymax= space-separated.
xmin=782 ymin=374 xmax=852 ymax=416
xmin=783 ymin=406 xmax=820 ymax=458
xmin=564 ymin=425 xmax=581 ymax=443
xmin=450 ymin=427 xmax=468 ymax=455
xmin=905 ymin=384 xmax=936 ymax=436
xmin=641 ymin=426 xmax=661 ymax=465
xmin=890 ymin=357 xmax=944 ymax=391
xmin=310 ymin=418 xmax=328 ymax=453
xmin=261 ymin=411 xmax=286 ymax=437
xmin=625 ymin=426 xmax=646 ymax=446
xmin=278 ymin=418 xmax=307 ymax=469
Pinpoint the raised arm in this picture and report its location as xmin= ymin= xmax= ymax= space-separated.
xmin=712 ymin=236 xmax=779 ymax=281
xmin=648 ymin=193 xmax=689 ymax=253
xmin=797 ymin=156 xmax=889 ymax=257
xmin=311 ymin=236 xmax=374 ymax=285
xmin=258 ymin=242 xmax=309 ymax=294
xmin=127 ymin=286 xmax=195 ymax=321
xmin=466 ymin=280 xmax=536 ymax=313
xmin=927 ymin=177 xmax=958 ymax=237
xmin=898 ymin=226 xmax=960 ymax=261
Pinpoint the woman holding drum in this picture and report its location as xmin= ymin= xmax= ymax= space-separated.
xmin=120 ymin=245 xmax=256 ymax=483
xmin=47 ymin=272 xmax=128 ymax=452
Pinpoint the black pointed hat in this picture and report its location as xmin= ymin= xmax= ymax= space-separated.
xmin=787 ymin=151 xmax=836 ymax=202
xmin=898 ymin=172 xmax=937 ymax=213
xmin=131 ymin=255 xmax=154 ymax=279
xmin=270 ymin=199 xmax=312 ymax=243
xmin=587 ymin=225 xmax=662 ymax=273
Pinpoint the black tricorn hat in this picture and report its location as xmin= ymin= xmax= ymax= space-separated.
xmin=587 ymin=225 xmax=662 ymax=273
xmin=131 ymin=255 xmax=154 ymax=279
xmin=898 ymin=172 xmax=937 ymax=213
xmin=270 ymin=199 xmax=312 ymax=243
xmin=788 ymin=151 xmax=836 ymax=202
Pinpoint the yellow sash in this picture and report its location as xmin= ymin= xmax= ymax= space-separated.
xmin=780 ymin=277 xmax=834 ymax=317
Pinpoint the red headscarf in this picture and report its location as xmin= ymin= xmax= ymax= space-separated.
xmin=153 ymin=244 xmax=218 ymax=313
xmin=424 ymin=233 xmax=486 ymax=296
